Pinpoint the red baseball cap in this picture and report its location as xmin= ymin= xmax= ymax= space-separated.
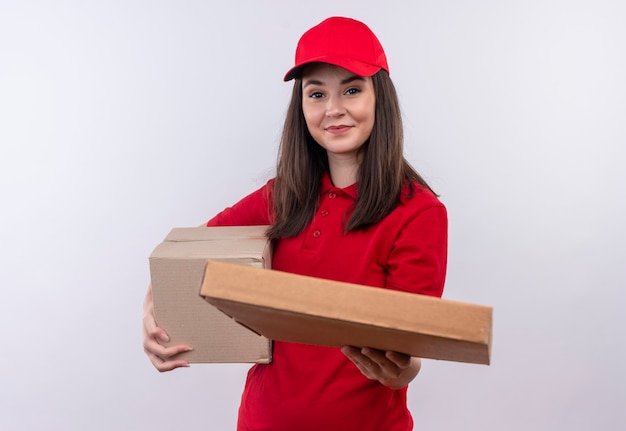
xmin=283 ymin=17 xmax=389 ymax=81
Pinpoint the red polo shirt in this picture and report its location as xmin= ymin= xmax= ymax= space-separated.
xmin=207 ymin=172 xmax=447 ymax=431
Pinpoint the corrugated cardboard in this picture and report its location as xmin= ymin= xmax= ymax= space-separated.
xmin=201 ymin=261 xmax=493 ymax=365
xmin=149 ymin=226 xmax=272 ymax=363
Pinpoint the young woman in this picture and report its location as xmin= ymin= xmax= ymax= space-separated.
xmin=143 ymin=16 xmax=447 ymax=431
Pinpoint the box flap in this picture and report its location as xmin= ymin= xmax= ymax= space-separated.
xmin=150 ymin=226 xmax=272 ymax=266
xmin=164 ymin=225 xmax=269 ymax=242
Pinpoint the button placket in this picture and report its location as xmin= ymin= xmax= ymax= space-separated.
xmin=314 ymin=191 xmax=338 ymax=238
xmin=304 ymin=189 xmax=342 ymax=249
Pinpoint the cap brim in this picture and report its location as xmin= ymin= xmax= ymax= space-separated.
xmin=283 ymin=57 xmax=382 ymax=81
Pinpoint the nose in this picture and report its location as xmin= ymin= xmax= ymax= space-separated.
xmin=325 ymin=95 xmax=345 ymax=117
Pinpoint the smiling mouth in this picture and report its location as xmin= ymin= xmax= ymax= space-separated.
xmin=326 ymin=125 xmax=352 ymax=134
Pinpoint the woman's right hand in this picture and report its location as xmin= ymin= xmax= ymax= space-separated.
xmin=142 ymin=285 xmax=193 ymax=372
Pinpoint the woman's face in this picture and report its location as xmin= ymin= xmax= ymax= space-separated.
xmin=301 ymin=63 xmax=375 ymax=162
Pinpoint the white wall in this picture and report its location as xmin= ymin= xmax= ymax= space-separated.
xmin=1 ymin=1 xmax=624 ymax=430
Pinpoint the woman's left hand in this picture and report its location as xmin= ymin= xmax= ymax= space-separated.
xmin=341 ymin=346 xmax=422 ymax=390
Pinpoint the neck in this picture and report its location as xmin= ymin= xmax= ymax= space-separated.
xmin=327 ymin=153 xmax=360 ymax=188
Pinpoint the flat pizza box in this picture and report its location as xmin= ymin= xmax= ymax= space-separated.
xmin=149 ymin=226 xmax=272 ymax=363
xmin=201 ymin=261 xmax=492 ymax=365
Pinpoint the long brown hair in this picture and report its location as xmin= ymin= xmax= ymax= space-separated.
xmin=266 ymin=70 xmax=434 ymax=239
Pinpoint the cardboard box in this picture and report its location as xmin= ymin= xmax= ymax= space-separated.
xmin=201 ymin=261 xmax=492 ymax=365
xmin=149 ymin=226 xmax=272 ymax=363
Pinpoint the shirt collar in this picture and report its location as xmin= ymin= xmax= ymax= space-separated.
xmin=321 ymin=171 xmax=358 ymax=200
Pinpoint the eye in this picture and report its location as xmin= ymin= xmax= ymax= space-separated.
xmin=345 ymin=87 xmax=361 ymax=95
xmin=308 ymin=91 xmax=324 ymax=99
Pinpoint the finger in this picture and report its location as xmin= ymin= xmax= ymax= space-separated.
xmin=340 ymin=345 xmax=359 ymax=359
xmin=341 ymin=346 xmax=380 ymax=378
xmin=144 ymin=341 xmax=193 ymax=369
xmin=142 ymin=324 xmax=192 ymax=360
xmin=383 ymin=350 xmax=412 ymax=369
xmin=341 ymin=346 xmax=370 ymax=365
xmin=143 ymin=328 xmax=192 ymax=358
xmin=344 ymin=346 xmax=383 ymax=369
xmin=146 ymin=351 xmax=190 ymax=372
xmin=361 ymin=348 xmax=419 ymax=383
xmin=361 ymin=347 xmax=389 ymax=365
xmin=359 ymin=347 xmax=403 ymax=376
xmin=144 ymin=338 xmax=193 ymax=359
xmin=360 ymin=348 xmax=411 ymax=370
xmin=143 ymin=313 xmax=170 ymax=342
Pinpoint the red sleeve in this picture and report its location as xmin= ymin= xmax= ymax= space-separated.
xmin=206 ymin=179 xmax=274 ymax=227
xmin=386 ymin=205 xmax=448 ymax=298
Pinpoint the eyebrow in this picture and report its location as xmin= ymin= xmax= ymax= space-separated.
xmin=302 ymin=75 xmax=366 ymax=88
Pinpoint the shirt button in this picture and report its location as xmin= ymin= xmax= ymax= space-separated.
xmin=312 ymin=229 xmax=321 ymax=238
xmin=320 ymin=209 xmax=329 ymax=217
xmin=328 ymin=192 xmax=337 ymax=199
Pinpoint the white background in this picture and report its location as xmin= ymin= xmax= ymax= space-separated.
xmin=1 ymin=1 xmax=625 ymax=430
